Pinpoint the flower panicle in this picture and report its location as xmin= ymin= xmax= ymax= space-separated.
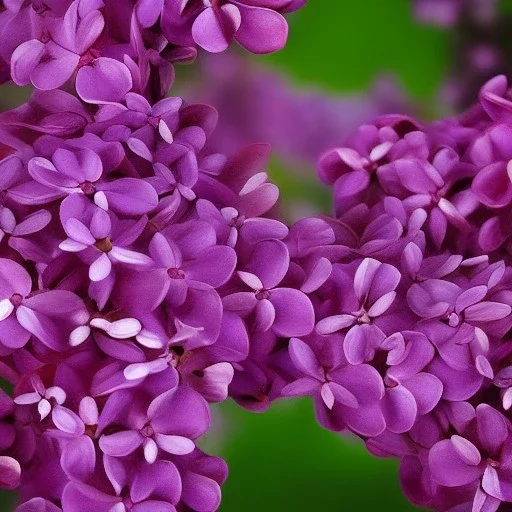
xmin=252 ymin=75 xmax=512 ymax=512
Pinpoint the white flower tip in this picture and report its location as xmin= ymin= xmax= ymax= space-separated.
xmin=136 ymin=330 xmax=164 ymax=349
xmin=239 ymin=172 xmax=268 ymax=196
xmin=143 ymin=438 xmax=158 ymax=464
xmin=90 ymin=317 xmax=111 ymax=332
xmin=94 ymin=191 xmax=109 ymax=210
xmin=0 ymin=298 xmax=14 ymax=322
xmin=503 ymin=388 xmax=512 ymax=411
xmin=106 ymin=318 xmax=142 ymax=339
xmin=38 ymin=399 xmax=51 ymax=421
xmin=45 ymin=386 xmax=66 ymax=405
xmin=69 ymin=325 xmax=91 ymax=346
xmin=79 ymin=396 xmax=99 ymax=426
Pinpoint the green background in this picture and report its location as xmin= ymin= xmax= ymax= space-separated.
xmin=0 ymin=1 xmax=453 ymax=510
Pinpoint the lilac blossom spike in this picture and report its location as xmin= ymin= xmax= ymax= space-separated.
xmin=187 ymin=53 xmax=409 ymax=169
xmin=251 ymin=76 xmax=512 ymax=512
xmin=0 ymin=0 xmax=306 ymax=500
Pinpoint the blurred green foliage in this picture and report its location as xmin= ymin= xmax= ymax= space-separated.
xmin=219 ymin=400 xmax=418 ymax=512
xmin=0 ymin=1 xmax=448 ymax=510
xmin=262 ymin=0 xmax=449 ymax=99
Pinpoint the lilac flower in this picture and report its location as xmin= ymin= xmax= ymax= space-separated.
xmin=98 ymin=388 xmax=206 ymax=464
xmin=137 ymin=0 xmax=303 ymax=55
xmin=265 ymin=76 xmax=512 ymax=512
xmin=0 ymin=259 xmax=88 ymax=350
xmin=4 ymin=0 xmax=512 ymax=510
xmin=225 ymin=239 xmax=315 ymax=337
xmin=317 ymin=117 xmax=420 ymax=217
xmin=59 ymin=195 xmax=153 ymax=282
xmin=147 ymin=227 xmax=236 ymax=306
xmin=14 ymin=374 xmax=85 ymax=437
xmin=0 ymin=1 xmax=310 ymax=510
xmin=429 ymin=405 xmax=512 ymax=510
xmin=315 ymin=258 xmax=402 ymax=357
xmin=11 ymin=0 xmax=105 ymax=90
xmin=62 ymin=438 xmax=183 ymax=511
xmin=281 ymin=334 xmax=388 ymax=435
xmin=188 ymin=53 xmax=408 ymax=170
xmin=14 ymin=147 xmax=158 ymax=216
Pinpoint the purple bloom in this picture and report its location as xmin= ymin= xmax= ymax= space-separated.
xmin=264 ymin=76 xmax=512 ymax=512
xmin=11 ymin=1 xmax=105 ymax=90
xmin=59 ymin=194 xmax=153 ymax=282
xmin=0 ymin=25 xmax=300 ymax=504
xmin=98 ymin=388 xmax=207 ymax=464
xmin=429 ymin=405 xmax=512 ymax=511
xmin=225 ymin=239 xmax=315 ymax=337
xmin=136 ymin=0 xmax=304 ymax=55
xmin=2 ymin=0 xmax=512 ymax=510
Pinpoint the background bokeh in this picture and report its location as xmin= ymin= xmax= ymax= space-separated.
xmin=0 ymin=1 xmax=454 ymax=511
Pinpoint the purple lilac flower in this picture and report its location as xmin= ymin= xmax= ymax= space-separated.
xmin=136 ymin=0 xmax=305 ymax=55
xmin=3 ymin=0 xmax=512 ymax=510
xmin=230 ymin=76 xmax=512 ymax=512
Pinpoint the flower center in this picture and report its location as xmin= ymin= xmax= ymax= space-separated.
xmin=85 ymin=424 xmax=97 ymax=438
xmin=355 ymin=309 xmax=371 ymax=324
xmin=148 ymin=116 xmax=160 ymax=128
xmin=255 ymin=289 xmax=270 ymax=301
xmin=122 ymin=497 xmax=134 ymax=510
xmin=447 ymin=312 xmax=461 ymax=327
xmin=167 ymin=268 xmax=185 ymax=280
xmin=80 ymin=181 xmax=96 ymax=195
xmin=10 ymin=294 xmax=23 ymax=307
xmin=32 ymin=1 xmax=49 ymax=14
xmin=39 ymin=29 xmax=50 ymax=44
xmin=140 ymin=425 xmax=154 ymax=438
xmin=488 ymin=458 xmax=501 ymax=468
xmin=364 ymin=160 xmax=379 ymax=173
xmin=94 ymin=238 xmax=113 ymax=253
xmin=167 ymin=346 xmax=188 ymax=368
xmin=229 ymin=214 xmax=244 ymax=228
xmin=78 ymin=49 xmax=100 ymax=68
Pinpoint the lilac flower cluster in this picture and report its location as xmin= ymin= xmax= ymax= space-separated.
xmin=228 ymin=75 xmax=512 ymax=511
xmin=0 ymin=1 xmax=309 ymax=511
xmin=0 ymin=0 xmax=303 ymax=97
